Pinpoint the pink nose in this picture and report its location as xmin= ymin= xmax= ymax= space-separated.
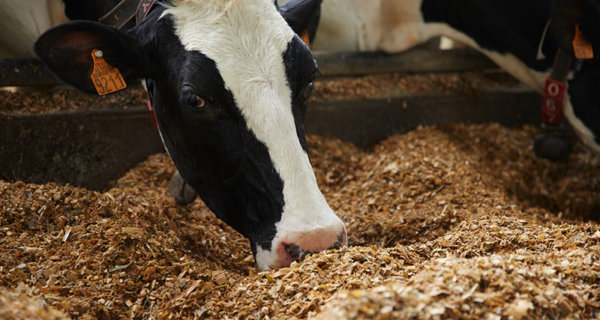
xmin=275 ymin=228 xmax=347 ymax=267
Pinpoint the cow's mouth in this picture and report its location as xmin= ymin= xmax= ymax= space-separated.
xmin=284 ymin=231 xmax=345 ymax=261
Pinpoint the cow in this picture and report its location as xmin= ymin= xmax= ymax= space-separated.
xmin=307 ymin=0 xmax=600 ymax=160
xmin=34 ymin=0 xmax=346 ymax=271
xmin=0 ymin=0 xmax=66 ymax=58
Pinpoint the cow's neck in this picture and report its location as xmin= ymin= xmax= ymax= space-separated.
xmin=379 ymin=0 xmax=550 ymax=93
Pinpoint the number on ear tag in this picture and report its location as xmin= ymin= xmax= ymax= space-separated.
xmin=573 ymin=24 xmax=594 ymax=60
xmin=90 ymin=49 xmax=127 ymax=95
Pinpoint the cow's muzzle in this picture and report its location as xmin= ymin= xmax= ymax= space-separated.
xmin=284 ymin=230 xmax=346 ymax=262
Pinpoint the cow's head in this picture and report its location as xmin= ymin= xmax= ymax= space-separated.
xmin=35 ymin=0 xmax=346 ymax=270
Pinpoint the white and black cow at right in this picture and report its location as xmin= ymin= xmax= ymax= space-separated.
xmin=0 ymin=0 xmax=66 ymax=58
xmin=35 ymin=0 xmax=346 ymax=271
xmin=311 ymin=0 xmax=600 ymax=158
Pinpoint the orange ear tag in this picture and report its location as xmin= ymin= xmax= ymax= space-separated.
xmin=300 ymin=31 xmax=311 ymax=47
xmin=573 ymin=24 xmax=594 ymax=60
xmin=90 ymin=49 xmax=127 ymax=95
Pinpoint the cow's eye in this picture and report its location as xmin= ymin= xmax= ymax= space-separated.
xmin=185 ymin=93 xmax=206 ymax=108
xmin=181 ymin=90 xmax=207 ymax=110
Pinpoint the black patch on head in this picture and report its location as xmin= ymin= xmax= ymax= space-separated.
xmin=282 ymin=36 xmax=319 ymax=151
xmin=133 ymin=10 xmax=287 ymax=250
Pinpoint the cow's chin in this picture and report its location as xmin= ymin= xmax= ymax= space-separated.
xmin=254 ymin=246 xmax=280 ymax=271
xmin=253 ymin=239 xmax=296 ymax=271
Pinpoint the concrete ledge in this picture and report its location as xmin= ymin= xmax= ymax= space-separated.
xmin=1 ymin=86 xmax=541 ymax=190
xmin=0 ymin=109 xmax=164 ymax=190
xmin=306 ymin=88 xmax=540 ymax=147
xmin=314 ymin=48 xmax=496 ymax=77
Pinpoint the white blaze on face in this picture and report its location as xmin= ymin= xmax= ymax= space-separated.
xmin=165 ymin=0 xmax=344 ymax=270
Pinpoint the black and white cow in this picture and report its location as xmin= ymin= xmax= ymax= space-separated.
xmin=35 ymin=0 xmax=346 ymax=270
xmin=311 ymin=0 xmax=600 ymax=156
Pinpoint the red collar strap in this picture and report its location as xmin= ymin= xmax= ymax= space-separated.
xmin=147 ymin=100 xmax=158 ymax=129
xmin=99 ymin=0 xmax=157 ymax=30
xmin=541 ymin=49 xmax=572 ymax=126
xmin=541 ymin=24 xmax=595 ymax=127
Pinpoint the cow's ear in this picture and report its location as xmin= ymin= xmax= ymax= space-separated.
xmin=34 ymin=21 xmax=145 ymax=95
xmin=279 ymin=0 xmax=322 ymax=45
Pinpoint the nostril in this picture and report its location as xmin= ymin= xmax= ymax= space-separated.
xmin=285 ymin=243 xmax=310 ymax=261
xmin=330 ymin=230 xmax=346 ymax=249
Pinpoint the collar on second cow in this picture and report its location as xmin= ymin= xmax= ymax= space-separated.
xmin=541 ymin=49 xmax=571 ymax=127
xmin=541 ymin=24 xmax=594 ymax=127
xmin=99 ymin=0 xmax=157 ymax=30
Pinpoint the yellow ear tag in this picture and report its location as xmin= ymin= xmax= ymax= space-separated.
xmin=300 ymin=31 xmax=311 ymax=47
xmin=573 ymin=24 xmax=594 ymax=60
xmin=90 ymin=49 xmax=127 ymax=95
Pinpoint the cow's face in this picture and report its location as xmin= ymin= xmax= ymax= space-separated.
xmin=35 ymin=0 xmax=346 ymax=270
